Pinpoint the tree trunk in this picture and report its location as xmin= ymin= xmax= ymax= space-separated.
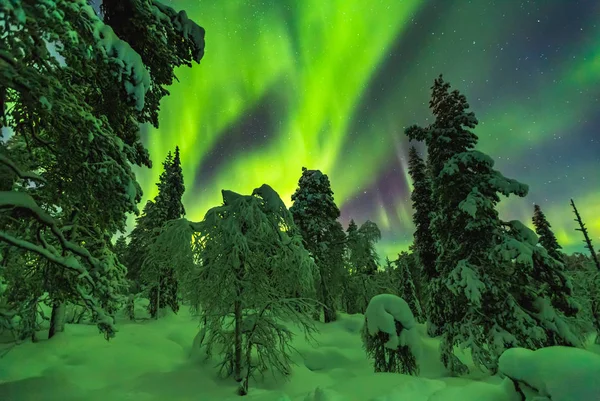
xmin=48 ymin=301 xmax=65 ymax=339
xmin=233 ymin=259 xmax=244 ymax=383
xmin=233 ymin=292 xmax=243 ymax=382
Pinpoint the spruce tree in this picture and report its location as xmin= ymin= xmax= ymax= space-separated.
xmin=405 ymin=75 xmax=580 ymax=373
xmin=342 ymin=220 xmax=382 ymax=314
xmin=532 ymin=204 xmax=563 ymax=261
xmin=346 ymin=220 xmax=360 ymax=273
xmin=394 ymin=252 xmax=423 ymax=323
xmin=127 ymin=148 xmax=186 ymax=318
xmin=407 ymin=146 xmax=439 ymax=334
xmin=148 ymin=147 xmax=186 ymax=317
xmin=290 ymin=167 xmax=344 ymax=322
xmin=113 ymin=235 xmax=128 ymax=265
xmin=0 ymin=0 xmax=203 ymax=339
xmin=125 ymin=200 xmax=160 ymax=290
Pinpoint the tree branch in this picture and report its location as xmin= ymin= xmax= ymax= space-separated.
xmin=0 ymin=154 xmax=46 ymax=183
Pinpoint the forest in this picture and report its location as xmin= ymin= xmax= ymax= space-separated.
xmin=1 ymin=1 xmax=599 ymax=401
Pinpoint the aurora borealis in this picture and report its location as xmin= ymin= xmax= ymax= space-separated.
xmin=135 ymin=0 xmax=600 ymax=260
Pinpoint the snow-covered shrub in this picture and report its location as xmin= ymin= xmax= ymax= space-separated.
xmin=361 ymin=294 xmax=419 ymax=375
xmin=499 ymin=346 xmax=600 ymax=401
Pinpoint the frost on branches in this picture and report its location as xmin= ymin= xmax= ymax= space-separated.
xmin=290 ymin=167 xmax=346 ymax=322
xmin=361 ymin=294 xmax=419 ymax=375
xmin=405 ymin=75 xmax=581 ymax=375
xmin=145 ymin=184 xmax=319 ymax=396
xmin=0 ymin=0 xmax=204 ymax=339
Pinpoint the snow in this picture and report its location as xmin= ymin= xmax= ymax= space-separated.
xmin=0 ymin=305 xmax=597 ymax=401
xmin=448 ymin=260 xmax=486 ymax=305
xmin=498 ymin=346 xmax=600 ymax=401
xmin=72 ymin=2 xmax=151 ymax=111
xmin=364 ymin=294 xmax=417 ymax=350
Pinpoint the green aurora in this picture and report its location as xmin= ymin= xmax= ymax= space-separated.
xmin=133 ymin=0 xmax=600 ymax=260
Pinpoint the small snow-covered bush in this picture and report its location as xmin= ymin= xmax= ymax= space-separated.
xmin=499 ymin=346 xmax=600 ymax=401
xmin=361 ymin=294 xmax=419 ymax=375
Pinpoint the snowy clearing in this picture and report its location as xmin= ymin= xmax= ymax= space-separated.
xmin=0 ymin=304 xmax=599 ymax=401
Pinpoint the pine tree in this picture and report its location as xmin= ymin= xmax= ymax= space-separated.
xmin=113 ymin=236 xmax=128 ymax=264
xmin=342 ymin=220 xmax=382 ymax=314
xmin=290 ymin=167 xmax=344 ymax=323
xmin=147 ymin=147 xmax=186 ymax=317
xmin=358 ymin=221 xmax=382 ymax=275
xmin=0 ymin=0 xmax=204 ymax=339
xmin=126 ymin=148 xmax=187 ymax=318
xmin=101 ymin=0 xmax=205 ymax=129
xmin=405 ymin=75 xmax=580 ymax=373
xmin=407 ymin=146 xmax=439 ymax=334
xmin=346 ymin=220 xmax=360 ymax=273
xmin=394 ymin=252 xmax=423 ymax=322
xmin=144 ymin=184 xmax=319 ymax=395
xmin=362 ymin=294 xmax=419 ymax=375
xmin=532 ymin=204 xmax=563 ymax=261
xmin=125 ymin=200 xmax=159 ymax=290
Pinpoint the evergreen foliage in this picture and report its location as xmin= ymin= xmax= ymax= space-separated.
xmin=346 ymin=220 xmax=381 ymax=275
xmin=341 ymin=219 xmax=382 ymax=314
xmin=0 ymin=0 xmax=204 ymax=339
xmin=290 ymin=167 xmax=345 ymax=322
xmin=113 ymin=235 xmax=128 ymax=265
xmin=532 ymin=204 xmax=563 ymax=261
xmin=361 ymin=294 xmax=419 ymax=375
xmin=126 ymin=148 xmax=186 ymax=317
xmin=407 ymin=146 xmax=439 ymax=334
xmin=405 ymin=75 xmax=581 ymax=373
xmin=392 ymin=252 xmax=423 ymax=323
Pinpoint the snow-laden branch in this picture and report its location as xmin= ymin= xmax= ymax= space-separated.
xmin=0 ymin=190 xmax=117 ymax=338
xmin=0 ymin=154 xmax=46 ymax=183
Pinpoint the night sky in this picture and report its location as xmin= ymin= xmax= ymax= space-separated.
xmin=134 ymin=0 xmax=600 ymax=260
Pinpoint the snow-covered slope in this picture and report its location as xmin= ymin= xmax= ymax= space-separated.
xmin=0 ymin=304 xmax=597 ymax=401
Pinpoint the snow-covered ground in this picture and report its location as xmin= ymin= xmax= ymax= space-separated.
xmin=1 ymin=302 xmax=599 ymax=401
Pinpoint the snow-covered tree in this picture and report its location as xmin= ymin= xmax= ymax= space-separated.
xmin=145 ymin=147 xmax=186 ymax=317
xmin=290 ymin=167 xmax=345 ymax=322
xmin=346 ymin=220 xmax=381 ymax=276
xmin=407 ymin=146 xmax=439 ymax=334
xmin=532 ymin=204 xmax=563 ymax=261
xmin=392 ymin=252 xmax=423 ymax=323
xmin=362 ymin=294 xmax=419 ymax=375
xmin=125 ymin=146 xmax=186 ymax=317
xmin=112 ymin=235 xmax=128 ymax=265
xmin=101 ymin=0 xmax=205 ymax=129
xmin=405 ymin=75 xmax=581 ymax=373
xmin=125 ymin=200 xmax=159 ymax=291
xmin=145 ymin=184 xmax=319 ymax=395
xmin=340 ymin=219 xmax=383 ymax=314
xmin=0 ymin=0 xmax=204 ymax=339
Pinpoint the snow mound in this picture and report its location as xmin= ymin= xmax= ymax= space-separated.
xmin=498 ymin=346 xmax=600 ymax=401
xmin=365 ymin=294 xmax=417 ymax=349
